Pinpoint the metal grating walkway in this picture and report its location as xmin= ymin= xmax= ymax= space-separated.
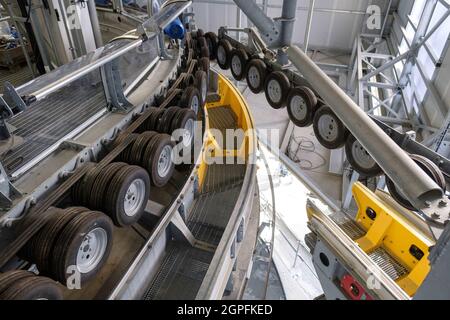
xmin=142 ymin=105 xmax=247 ymax=299
xmin=142 ymin=241 xmax=213 ymax=300
xmin=1 ymin=83 xmax=106 ymax=175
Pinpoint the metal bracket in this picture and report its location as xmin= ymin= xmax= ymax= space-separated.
xmin=101 ymin=60 xmax=133 ymax=112
xmin=0 ymin=96 xmax=14 ymax=141
xmin=0 ymin=161 xmax=22 ymax=209
xmin=3 ymin=82 xmax=27 ymax=113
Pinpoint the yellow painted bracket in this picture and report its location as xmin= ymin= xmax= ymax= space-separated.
xmin=352 ymin=182 xmax=435 ymax=296
xmin=197 ymin=73 xmax=256 ymax=189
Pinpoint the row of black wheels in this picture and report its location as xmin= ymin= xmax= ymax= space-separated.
xmin=21 ymin=207 xmax=114 ymax=286
xmin=214 ymin=33 xmax=447 ymax=211
xmin=0 ymin=270 xmax=62 ymax=300
xmin=214 ymin=38 xmax=374 ymax=173
xmin=3 ymin=31 xmax=207 ymax=300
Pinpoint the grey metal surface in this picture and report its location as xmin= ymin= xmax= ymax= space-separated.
xmin=143 ymin=241 xmax=214 ymax=300
xmin=1 ymin=83 xmax=106 ymax=176
xmin=231 ymin=0 xmax=280 ymax=48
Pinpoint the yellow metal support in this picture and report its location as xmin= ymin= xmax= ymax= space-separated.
xmin=197 ymin=73 xmax=255 ymax=190
xmin=352 ymin=182 xmax=434 ymax=296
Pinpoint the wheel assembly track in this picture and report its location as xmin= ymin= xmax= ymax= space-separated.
xmin=0 ymin=30 xmax=204 ymax=271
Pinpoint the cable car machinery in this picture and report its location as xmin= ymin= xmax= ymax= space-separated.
xmin=221 ymin=0 xmax=450 ymax=300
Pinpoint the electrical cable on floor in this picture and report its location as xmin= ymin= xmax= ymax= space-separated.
xmin=287 ymin=135 xmax=327 ymax=172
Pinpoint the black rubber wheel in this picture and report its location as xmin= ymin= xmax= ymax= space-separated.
xmin=200 ymin=46 xmax=210 ymax=59
xmin=142 ymin=133 xmax=175 ymax=187
xmin=196 ymin=28 xmax=204 ymax=38
xmin=287 ymin=86 xmax=318 ymax=127
xmin=179 ymin=86 xmax=201 ymax=115
xmin=182 ymin=73 xmax=195 ymax=88
xmin=198 ymin=57 xmax=210 ymax=79
xmin=197 ymin=36 xmax=207 ymax=50
xmin=142 ymin=107 xmax=160 ymax=131
xmin=217 ymin=39 xmax=233 ymax=70
xmin=0 ymin=271 xmax=34 ymax=296
xmin=205 ymin=32 xmax=219 ymax=60
xmin=230 ymin=48 xmax=249 ymax=81
xmin=170 ymin=108 xmax=196 ymax=148
xmin=90 ymin=162 xmax=128 ymax=210
xmin=104 ymin=165 xmax=151 ymax=227
xmin=148 ymin=108 xmax=166 ymax=132
xmin=117 ymin=133 xmax=140 ymax=163
xmin=0 ymin=275 xmax=62 ymax=300
xmin=386 ymin=154 xmax=446 ymax=211
xmin=194 ymin=70 xmax=208 ymax=106
xmin=157 ymin=107 xmax=180 ymax=134
xmin=246 ymin=59 xmax=267 ymax=94
xmin=129 ymin=132 xmax=158 ymax=164
xmin=345 ymin=135 xmax=382 ymax=178
xmin=24 ymin=207 xmax=91 ymax=275
xmin=51 ymin=211 xmax=113 ymax=284
xmin=264 ymin=71 xmax=291 ymax=109
xmin=313 ymin=105 xmax=348 ymax=149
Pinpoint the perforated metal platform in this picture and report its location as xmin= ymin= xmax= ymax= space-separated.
xmin=331 ymin=213 xmax=366 ymax=241
xmin=142 ymin=105 xmax=247 ymax=299
xmin=143 ymin=241 xmax=214 ymax=300
xmin=368 ymin=247 xmax=409 ymax=281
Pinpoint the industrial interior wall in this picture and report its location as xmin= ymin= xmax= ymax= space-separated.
xmin=192 ymin=0 xmax=383 ymax=53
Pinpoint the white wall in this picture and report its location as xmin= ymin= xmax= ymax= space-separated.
xmin=192 ymin=0 xmax=392 ymax=53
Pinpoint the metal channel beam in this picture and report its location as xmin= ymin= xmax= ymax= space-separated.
xmin=232 ymin=0 xmax=279 ymax=47
xmin=286 ymin=45 xmax=443 ymax=209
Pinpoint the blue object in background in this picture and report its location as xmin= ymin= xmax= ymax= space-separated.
xmin=95 ymin=0 xmax=111 ymax=6
xmin=164 ymin=17 xmax=185 ymax=40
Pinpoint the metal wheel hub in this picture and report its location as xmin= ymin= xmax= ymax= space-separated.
xmin=191 ymin=95 xmax=199 ymax=114
xmin=351 ymin=141 xmax=376 ymax=169
xmin=158 ymin=145 xmax=173 ymax=177
xmin=248 ymin=66 xmax=260 ymax=88
xmin=124 ymin=179 xmax=146 ymax=217
xmin=231 ymin=55 xmax=242 ymax=75
xmin=76 ymin=228 xmax=108 ymax=274
xmin=267 ymin=79 xmax=282 ymax=103
xmin=318 ymin=114 xmax=338 ymax=142
xmin=217 ymin=46 xmax=226 ymax=65
xmin=290 ymin=95 xmax=308 ymax=120
xmin=182 ymin=118 xmax=194 ymax=147
xmin=201 ymin=78 xmax=207 ymax=101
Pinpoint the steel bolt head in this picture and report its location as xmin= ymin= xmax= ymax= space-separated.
xmin=432 ymin=212 xmax=441 ymax=219
xmin=439 ymin=200 xmax=448 ymax=208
